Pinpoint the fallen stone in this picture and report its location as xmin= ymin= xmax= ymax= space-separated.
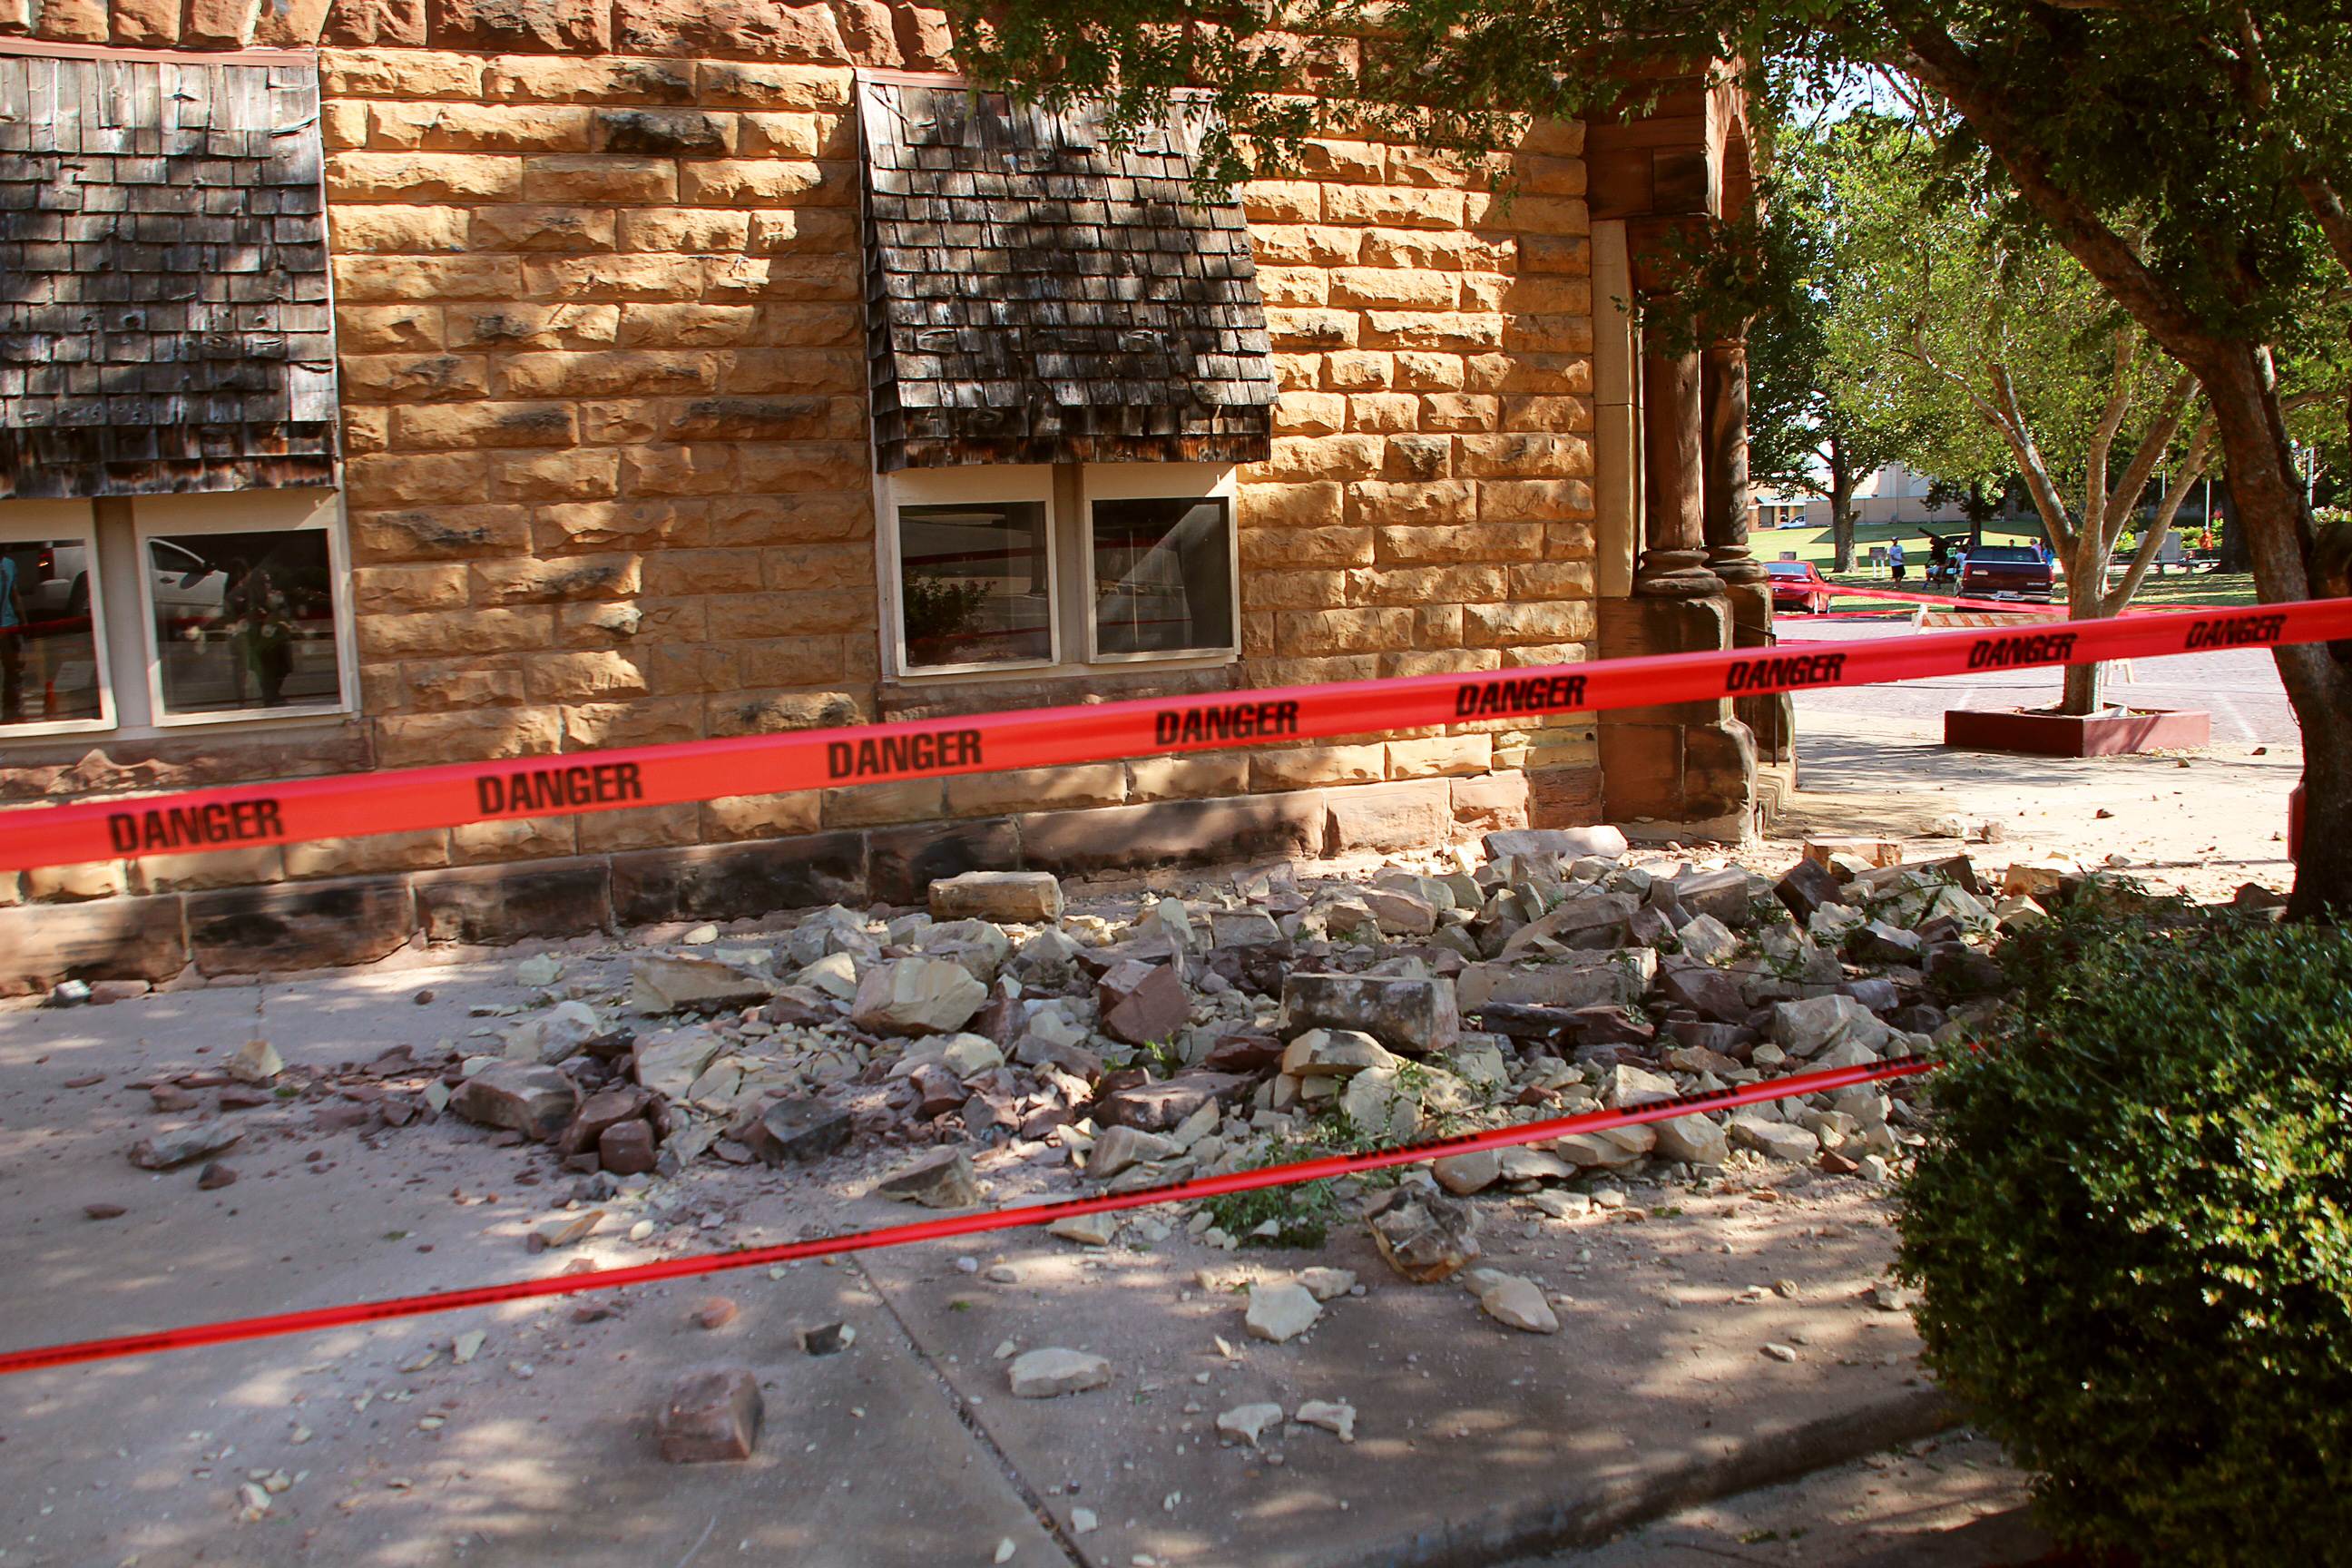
xmin=536 ymin=1210 xmax=603 ymax=1249
xmin=1775 ymin=857 xmax=1847 ymax=922
xmin=631 ymin=1027 xmax=725 ymax=1100
xmin=1729 ymin=1114 xmax=1820 ymax=1162
xmin=1048 ymin=1212 xmax=1121 ymax=1246
xmin=130 ymin=1121 xmax=243 ymax=1170
xmin=632 ymin=954 xmax=773 ymax=1016
xmin=851 ymin=957 xmax=988 ymax=1036
xmin=1008 ymin=1348 xmax=1112 ymax=1397
xmin=557 ymin=1084 xmax=653 ymax=1157
xmin=1095 ymin=959 xmax=1191 ymax=1046
xmin=1496 ymin=1147 xmax=1574 ymax=1183
xmin=226 ymin=1039 xmax=282 ymax=1085
xmin=1652 ymin=1113 xmax=1730 ymax=1166
xmin=939 ymin=1033 xmax=1004 ymax=1078
xmin=1474 ymin=1273 xmax=1561 ymax=1334
xmin=1216 ymin=1402 xmax=1286 ymax=1446
xmin=1600 ymin=1063 xmax=1677 ymax=1108
xmin=598 ymin=1119 xmax=657 ymax=1175
xmin=1847 ymin=921 xmax=1925 ymax=964
xmin=1672 ymin=868 xmax=1758 ymax=928
xmin=929 ymin=870 xmax=1064 ymax=925
xmin=1338 ymin=1065 xmax=1425 ymax=1142
xmin=1296 ymin=1267 xmax=1357 ymax=1301
xmin=149 ymin=1084 xmax=198 ymax=1113
xmin=83 ymin=1202 xmax=126 ymax=1220
xmin=800 ymin=1322 xmax=855 ymax=1356
xmin=1360 ymin=887 xmax=1437 ymax=936
xmin=1087 ymin=1124 xmax=1180 ymax=1181
xmin=1279 ymin=972 xmax=1458 ymax=1054
xmin=1433 ymin=1150 xmax=1502 ymax=1195
xmin=503 ymin=1000 xmax=603 ymax=1064
xmin=1293 ymin=1399 xmax=1357 ymax=1442
xmin=197 ymin=1161 xmax=240 ymax=1190
xmin=875 ymin=1149 xmax=982 ymax=1209
xmin=1209 ymin=910 xmax=1284 ymax=948
xmin=1484 ymin=826 xmax=1627 ymax=864
xmin=1368 ymin=1191 xmax=1480 ymax=1282
xmin=1772 ymin=995 xmax=1891 ymax=1059
xmin=1457 ymin=957 xmax=1646 ymax=1013
xmin=1244 ymin=1281 xmax=1322 ymax=1343
xmin=1656 ymin=963 xmax=1749 ymax=1024
xmin=696 ymin=1297 xmax=739 ymax=1330
xmin=1279 ymin=1028 xmax=1397 ymax=1079
xmin=1497 ymin=892 xmax=1641 ymax=957
xmin=1095 ymin=1073 xmax=1250 ymax=1132
xmin=1201 ymin=1033 xmax=1285 ymax=1074
xmin=656 ymin=1368 xmax=762 ymax=1463
xmin=745 ymin=1097 xmax=852 ymax=1165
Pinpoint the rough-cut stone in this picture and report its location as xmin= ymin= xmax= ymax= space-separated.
xmin=557 ymin=1084 xmax=652 ymax=1157
xmin=1217 ymin=1402 xmax=1287 ymax=1446
xmin=1279 ymin=972 xmax=1458 ymax=1054
xmin=1729 ymin=1114 xmax=1820 ymax=1162
xmin=1433 ymin=1149 xmax=1502 ymax=1194
xmin=631 ymin=953 xmax=773 ymax=1015
xmin=1294 ymin=1399 xmax=1357 ymax=1442
xmin=1279 ymin=1028 xmax=1398 ymax=1078
xmin=129 ymin=1121 xmax=242 ymax=1171
xmin=1776 ymin=857 xmax=1846 ymax=921
xmin=1457 ymin=957 xmax=1648 ymax=1013
xmin=1655 ymin=962 xmax=1749 ymax=1024
xmin=850 ymin=957 xmax=987 ymax=1036
xmin=504 ymin=1000 xmax=603 ymax=1063
xmin=226 ymin=1038 xmax=283 ymax=1084
xmin=656 ymin=1368 xmax=762 ymax=1463
xmin=632 ymin=1026 xmax=725 ymax=1100
xmin=1008 ymin=1348 xmax=1112 ymax=1397
xmin=1209 ymin=910 xmax=1284 ymax=947
xmin=1652 ymin=1112 xmax=1730 ymax=1166
xmin=1095 ymin=1073 xmax=1250 ymax=1132
xmin=1497 ymin=892 xmax=1640 ymax=956
xmin=1338 ymin=1065 xmax=1424 ymax=1142
xmin=1772 ymin=995 xmax=1892 ymax=1059
xmin=1484 ymin=826 xmax=1627 ymax=864
xmin=1475 ymin=1273 xmax=1561 ymax=1333
xmin=875 ymin=1149 xmax=982 ymax=1208
xmin=1095 ymin=959 xmax=1191 ymax=1046
xmin=1847 ymin=921 xmax=1925 ymax=964
xmin=1601 ymin=1063 xmax=1678 ymax=1108
xmin=453 ymin=1062 xmax=580 ymax=1142
xmin=1087 ymin=1124 xmax=1179 ymax=1181
xmin=1244 ymin=1281 xmax=1322 ymax=1343
xmin=1672 ymin=868 xmax=1757 ymax=928
xmin=1676 ymin=913 xmax=1741 ymax=965
xmin=1296 ymin=1267 xmax=1357 ymax=1301
xmin=598 ymin=1119 xmax=658 ymax=1175
xmin=928 ymin=870 xmax=1064 ymax=924
xmin=1359 ymin=887 xmax=1437 ymax=936
xmin=746 ymin=1097 xmax=851 ymax=1164
xmin=1368 ymin=1191 xmax=1480 ymax=1282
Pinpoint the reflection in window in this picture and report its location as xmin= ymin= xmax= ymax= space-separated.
xmin=898 ymin=502 xmax=1054 ymax=669
xmin=148 ymin=529 xmax=344 ymax=717
xmin=0 ymin=537 xmax=106 ymax=728
xmin=1092 ymin=497 xmax=1234 ymax=656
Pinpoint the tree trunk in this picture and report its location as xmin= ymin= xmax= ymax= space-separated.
xmin=1828 ymin=443 xmax=1857 ymax=573
xmin=2059 ymin=532 xmax=2111 ymax=716
xmin=2199 ymin=348 xmax=2352 ymax=916
xmin=2216 ymin=478 xmax=2251 ymax=572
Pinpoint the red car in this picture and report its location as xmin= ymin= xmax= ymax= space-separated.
xmin=1959 ymin=544 xmax=2055 ymax=601
xmin=1766 ymin=561 xmax=1834 ymax=613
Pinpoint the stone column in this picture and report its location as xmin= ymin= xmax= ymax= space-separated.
xmin=1634 ymin=314 xmax=1719 ymax=597
xmin=1700 ymin=337 xmax=1766 ymax=584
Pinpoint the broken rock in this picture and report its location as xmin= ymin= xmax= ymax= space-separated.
xmin=226 ymin=1039 xmax=283 ymax=1085
xmin=453 ymin=1063 xmax=581 ymax=1142
xmin=929 ymin=870 xmax=1063 ymax=925
xmin=1652 ymin=1113 xmax=1730 ymax=1167
xmin=850 ymin=957 xmax=987 ymax=1037
xmin=1368 ymin=1191 xmax=1480 ymax=1282
xmin=129 ymin=1120 xmax=243 ymax=1171
xmin=1008 ymin=1348 xmax=1112 ymax=1397
xmin=1095 ymin=959 xmax=1191 ymax=1047
xmin=1294 ymin=1399 xmax=1357 ymax=1442
xmin=1244 ymin=1281 xmax=1322 ymax=1343
xmin=1473 ymin=1273 xmax=1561 ymax=1334
xmin=1216 ymin=1402 xmax=1285 ymax=1446
xmin=631 ymin=1026 xmax=726 ymax=1101
xmin=656 ymin=1368 xmax=763 ymax=1464
xmin=632 ymin=954 xmax=773 ymax=1016
xmin=1279 ymin=972 xmax=1459 ymax=1054
xmin=745 ymin=1097 xmax=852 ymax=1165
xmin=874 ymin=1149 xmax=982 ymax=1209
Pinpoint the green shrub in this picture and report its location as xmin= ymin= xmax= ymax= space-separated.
xmin=1896 ymin=902 xmax=2352 ymax=1564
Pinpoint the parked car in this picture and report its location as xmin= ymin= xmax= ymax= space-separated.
xmin=1765 ymin=560 xmax=1834 ymax=614
xmin=1959 ymin=544 xmax=2055 ymax=601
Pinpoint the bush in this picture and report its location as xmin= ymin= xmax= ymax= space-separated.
xmin=1896 ymin=902 xmax=2352 ymax=1564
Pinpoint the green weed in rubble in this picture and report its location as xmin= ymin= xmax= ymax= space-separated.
xmin=1896 ymin=897 xmax=2352 ymax=1565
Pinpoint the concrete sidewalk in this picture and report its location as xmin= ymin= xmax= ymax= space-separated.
xmin=0 ymin=953 xmax=1946 ymax=1568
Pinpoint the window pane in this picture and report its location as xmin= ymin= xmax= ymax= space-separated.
xmin=1 ymin=538 xmax=106 ymax=729
xmin=898 ymin=501 xmax=1054 ymax=669
xmin=1092 ymin=497 xmax=1234 ymax=656
xmin=148 ymin=530 xmax=344 ymax=717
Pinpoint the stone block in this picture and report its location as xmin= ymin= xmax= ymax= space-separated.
xmin=945 ymin=763 xmax=1126 ymax=818
xmin=610 ymin=833 xmax=865 ymax=926
xmin=867 ymin=819 xmax=1018 ymax=906
xmin=186 ymin=879 xmax=415 ymax=976
xmin=655 ymin=1368 xmax=763 ymax=1464
xmin=1015 ymin=793 xmax=1325 ymax=878
xmin=414 ymin=859 xmax=613 ymax=946
xmin=1451 ymin=771 xmax=1530 ymax=834
xmin=1279 ymin=972 xmax=1459 ymax=1054
xmin=0 ymin=896 xmax=188 ymax=996
xmin=1250 ymin=744 xmax=1384 ymax=792
xmin=1324 ymin=779 xmax=1454 ymax=855
xmin=929 ymin=871 xmax=1063 ymax=925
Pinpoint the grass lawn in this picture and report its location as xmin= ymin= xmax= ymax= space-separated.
xmin=1754 ymin=520 xmax=2259 ymax=609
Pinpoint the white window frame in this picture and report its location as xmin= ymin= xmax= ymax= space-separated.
xmin=130 ymin=488 xmax=357 ymax=730
xmin=0 ymin=499 xmax=117 ymax=739
xmin=1080 ymin=462 xmax=1242 ymax=666
xmin=878 ymin=464 xmax=1062 ymax=679
xmin=877 ymin=462 xmax=1243 ymax=684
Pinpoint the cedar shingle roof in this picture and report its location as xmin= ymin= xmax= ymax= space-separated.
xmin=0 ymin=54 xmax=337 ymax=501
xmin=858 ymin=79 xmax=1278 ymax=472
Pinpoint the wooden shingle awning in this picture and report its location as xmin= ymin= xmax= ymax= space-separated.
xmin=858 ymin=78 xmax=1279 ymax=472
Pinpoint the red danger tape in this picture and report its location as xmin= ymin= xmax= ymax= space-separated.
xmin=0 ymin=1054 xmax=1934 ymax=1377
xmin=3 ymin=597 xmax=2346 ymax=874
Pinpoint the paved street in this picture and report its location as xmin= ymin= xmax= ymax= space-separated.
xmin=1779 ymin=619 xmax=2301 ymax=744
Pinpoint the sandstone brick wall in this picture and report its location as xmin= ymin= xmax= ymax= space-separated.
xmin=0 ymin=0 xmax=1602 ymax=912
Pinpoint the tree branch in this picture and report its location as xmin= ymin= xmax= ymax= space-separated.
xmin=1983 ymin=360 xmax=2081 ymax=557
xmin=2100 ymin=368 xmax=2199 ymax=546
xmin=2082 ymin=329 xmax=2136 ymax=548
xmin=2105 ymin=418 xmax=2215 ymax=613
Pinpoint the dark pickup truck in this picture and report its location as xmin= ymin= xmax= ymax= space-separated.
xmin=1959 ymin=544 xmax=2055 ymax=601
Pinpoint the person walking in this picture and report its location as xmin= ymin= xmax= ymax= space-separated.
xmin=1887 ymin=537 xmax=1907 ymax=583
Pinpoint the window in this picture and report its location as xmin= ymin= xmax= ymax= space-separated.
xmin=0 ymin=490 xmax=352 ymax=742
xmin=879 ymin=464 xmax=1239 ymax=681
xmin=0 ymin=503 xmax=113 ymax=737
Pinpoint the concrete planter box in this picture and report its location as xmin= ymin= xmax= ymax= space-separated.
xmin=1944 ymin=706 xmax=2211 ymax=758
